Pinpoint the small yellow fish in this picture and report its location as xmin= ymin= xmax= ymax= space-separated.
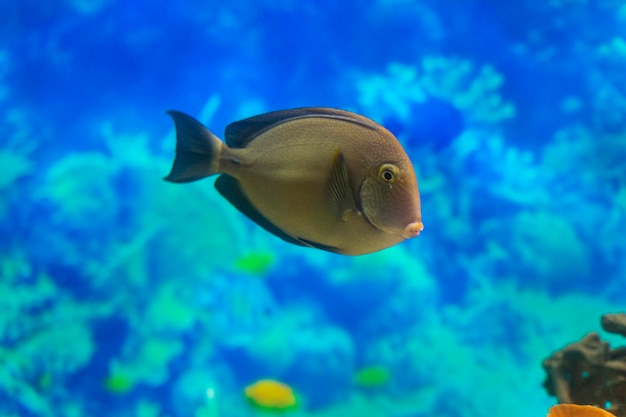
xmin=164 ymin=107 xmax=423 ymax=255
xmin=244 ymin=379 xmax=297 ymax=410
xmin=547 ymin=404 xmax=617 ymax=417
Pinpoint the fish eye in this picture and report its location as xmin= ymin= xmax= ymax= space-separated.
xmin=378 ymin=164 xmax=398 ymax=184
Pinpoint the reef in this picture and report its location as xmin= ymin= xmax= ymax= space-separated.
xmin=4 ymin=0 xmax=626 ymax=416
xmin=543 ymin=313 xmax=626 ymax=417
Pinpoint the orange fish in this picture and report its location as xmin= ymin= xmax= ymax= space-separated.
xmin=548 ymin=404 xmax=616 ymax=417
xmin=244 ymin=379 xmax=297 ymax=410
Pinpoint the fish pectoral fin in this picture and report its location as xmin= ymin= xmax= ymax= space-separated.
xmin=340 ymin=209 xmax=361 ymax=222
xmin=214 ymin=174 xmax=308 ymax=247
xmin=328 ymin=150 xmax=358 ymax=221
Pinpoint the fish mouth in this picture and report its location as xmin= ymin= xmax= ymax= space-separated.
xmin=402 ymin=221 xmax=424 ymax=239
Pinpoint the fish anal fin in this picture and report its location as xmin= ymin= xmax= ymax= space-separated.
xmin=215 ymin=174 xmax=344 ymax=254
xmin=328 ymin=150 xmax=358 ymax=221
xmin=214 ymin=175 xmax=307 ymax=247
xmin=298 ymin=238 xmax=342 ymax=254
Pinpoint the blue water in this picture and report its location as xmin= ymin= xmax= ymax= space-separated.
xmin=2 ymin=1 xmax=626 ymax=416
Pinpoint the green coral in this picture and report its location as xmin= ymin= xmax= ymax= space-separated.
xmin=36 ymin=152 xmax=120 ymax=227
xmin=0 ymin=271 xmax=105 ymax=415
xmin=108 ymin=338 xmax=184 ymax=388
xmin=0 ymin=148 xmax=32 ymax=191
xmin=145 ymin=283 xmax=197 ymax=334
xmin=0 ymin=108 xmax=35 ymax=217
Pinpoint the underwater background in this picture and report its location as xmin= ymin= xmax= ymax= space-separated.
xmin=2 ymin=0 xmax=626 ymax=416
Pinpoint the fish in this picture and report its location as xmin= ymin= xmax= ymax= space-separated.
xmin=234 ymin=251 xmax=275 ymax=275
xmin=164 ymin=107 xmax=423 ymax=255
xmin=353 ymin=365 xmax=391 ymax=387
xmin=244 ymin=379 xmax=297 ymax=410
xmin=103 ymin=372 xmax=134 ymax=394
xmin=547 ymin=404 xmax=617 ymax=417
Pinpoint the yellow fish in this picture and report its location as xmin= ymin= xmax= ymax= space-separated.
xmin=547 ymin=404 xmax=617 ymax=417
xmin=244 ymin=379 xmax=297 ymax=410
xmin=164 ymin=107 xmax=423 ymax=255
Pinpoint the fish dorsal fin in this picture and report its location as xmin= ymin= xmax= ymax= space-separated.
xmin=328 ymin=150 xmax=359 ymax=221
xmin=224 ymin=107 xmax=378 ymax=148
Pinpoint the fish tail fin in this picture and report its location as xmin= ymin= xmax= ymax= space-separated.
xmin=164 ymin=110 xmax=224 ymax=183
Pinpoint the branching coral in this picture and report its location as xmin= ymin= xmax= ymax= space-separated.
xmin=0 ymin=271 xmax=108 ymax=416
xmin=356 ymin=56 xmax=515 ymax=129
xmin=0 ymin=114 xmax=36 ymax=219
xmin=543 ymin=313 xmax=626 ymax=417
xmin=0 ymin=146 xmax=32 ymax=193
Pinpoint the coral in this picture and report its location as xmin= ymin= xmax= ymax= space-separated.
xmin=0 ymin=272 xmax=107 ymax=416
xmin=202 ymin=272 xmax=278 ymax=349
xmin=108 ymin=337 xmax=184 ymax=388
xmin=506 ymin=210 xmax=590 ymax=286
xmin=0 ymin=147 xmax=32 ymax=192
xmin=602 ymin=314 xmax=626 ymax=336
xmin=0 ymin=110 xmax=36 ymax=220
xmin=36 ymin=152 xmax=120 ymax=229
xmin=223 ymin=305 xmax=354 ymax=410
xmin=3 ymin=1 xmax=626 ymax=417
xmin=355 ymin=56 xmax=515 ymax=133
xmin=542 ymin=125 xmax=626 ymax=192
xmin=356 ymin=281 xmax=622 ymax=417
xmin=543 ymin=313 xmax=626 ymax=417
xmin=306 ymin=393 xmax=388 ymax=417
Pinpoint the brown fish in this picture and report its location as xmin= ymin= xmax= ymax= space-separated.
xmin=164 ymin=107 xmax=423 ymax=255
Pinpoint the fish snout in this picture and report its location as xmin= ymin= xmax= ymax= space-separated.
xmin=403 ymin=221 xmax=424 ymax=239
